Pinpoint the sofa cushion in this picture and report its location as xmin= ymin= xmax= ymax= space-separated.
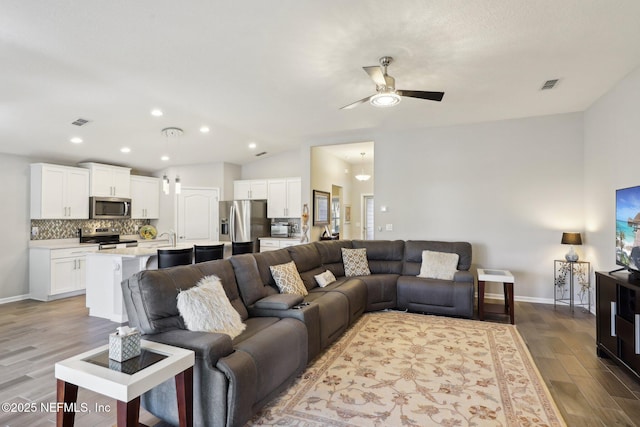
xmin=176 ymin=275 xmax=246 ymax=339
xmin=352 ymin=240 xmax=404 ymax=274
xmin=403 ymin=241 xmax=472 ymax=276
xmin=418 ymin=250 xmax=459 ymax=280
xmin=270 ymin=261 xmax=308 ymax=296
xmin=315 ymin=270 xmax=337 ymax=287
xmin=314 ymin=240 xmax=353 ymax=277
xmin=342 ymin=248 xmax=371 ymax=277
xmin=288 ymin=242 xmax=322 ymax=273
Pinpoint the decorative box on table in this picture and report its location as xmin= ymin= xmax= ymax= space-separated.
xmin=109 ymin=328 xmax=141 ymax=362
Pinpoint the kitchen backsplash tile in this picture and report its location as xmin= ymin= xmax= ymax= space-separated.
xmin=30 ymin=219 xmax=150 ymax=240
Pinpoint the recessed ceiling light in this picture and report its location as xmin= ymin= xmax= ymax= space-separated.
xmin=120 ymin=147 xmax=131 ymax=153
xmin=248 ymin=142 xmax=257 ymax=149
xmin=161 ymin=155 xmax=170 ymax=161
xmin=200 ymin=126 xmax=210 ymax=133
xmin=70 ymin=137 xmax=83 ymax=144
xmin=151 ymin=109 xmax=163 ymax=117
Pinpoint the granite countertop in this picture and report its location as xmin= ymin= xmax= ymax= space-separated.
xmin=259 ymin=236 xmax=302 ymax=241
xmin=91 ymin=241 xmax=229 ymax=258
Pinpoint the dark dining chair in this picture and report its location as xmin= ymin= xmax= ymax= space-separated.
xmin=194 ymin=244 xmax=225 ymax=263
xmin=232 ymin=241 xmax=254 ymax=255
xmin=157 ymin=247 xmax=193 ymax=269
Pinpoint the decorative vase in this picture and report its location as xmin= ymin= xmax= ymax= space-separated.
xmin=301 ymin=204 xmax=309 ymax=243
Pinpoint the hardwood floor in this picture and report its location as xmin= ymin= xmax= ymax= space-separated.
xmin=0 ymin=295 xmax=638 ymax=426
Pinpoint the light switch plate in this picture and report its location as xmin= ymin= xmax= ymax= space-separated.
xmin=385 ymin=224 xmax=393 ymax=231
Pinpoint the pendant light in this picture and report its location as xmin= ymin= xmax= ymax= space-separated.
xmin=161 ymin=127 xmax=184 ymax=195
xmin=355 ymin=152 xmax=371 ymax=181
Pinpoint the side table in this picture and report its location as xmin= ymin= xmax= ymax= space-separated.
xmin=554 ymin=260 xmax=590 ymax=313
xmin=477 ymin=268 xmax=515 ymax=324
xmin=55 ymin=340 xmax=195 ymax=427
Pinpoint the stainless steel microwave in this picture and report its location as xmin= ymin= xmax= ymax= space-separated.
xmin=89 ymin=197 xmax=131 ymax=219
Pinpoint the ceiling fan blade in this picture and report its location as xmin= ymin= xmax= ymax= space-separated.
xmin=363 ymin=66 xmax=386 ymax=87
xmin=340 ymin=95 xmax=375 ymax=110
xmin=397 ymin=90 xmax=445 ymax=102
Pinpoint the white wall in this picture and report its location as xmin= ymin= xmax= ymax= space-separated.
xmin=241 ymin=150 xmax=303 ymax=179
xmin=373 ymin=113 xmax=584 ymax=300
xmin=0 ymin=154 xmax=31 ymax=301
xmin=584 ymin=66 xmax=640 ymax=273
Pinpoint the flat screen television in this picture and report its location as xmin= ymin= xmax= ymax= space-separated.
xmin=616 ymin=185 xmax=640 ymax=279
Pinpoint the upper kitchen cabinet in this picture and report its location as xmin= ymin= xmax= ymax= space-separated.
xmin=30 ymin=163 xmax=89 ymax=219
xmin=130 ymin=175 xmax=160 ymax=219
xmin=267 ymin=177 xmax=301 ymax=218
xmin=79 ymin=162 xmax=131 ymax=198
xmin=234 ymin=179 xmax=268 ymax=200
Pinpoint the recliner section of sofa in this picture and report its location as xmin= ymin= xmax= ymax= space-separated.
xmin=121 ymin=238 xmax=474 ymax=427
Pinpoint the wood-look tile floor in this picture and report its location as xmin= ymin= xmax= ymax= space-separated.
xmin=0 ymin=295 xmax=638 ymax=426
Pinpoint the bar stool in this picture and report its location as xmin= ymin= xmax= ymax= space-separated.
xmin=232 ymin=241 xmax=254 ymax=255
xmin=157 ymin=247 xmax=193 ymax=269
xmin=194 ymin=244 xmax=225 ymax=263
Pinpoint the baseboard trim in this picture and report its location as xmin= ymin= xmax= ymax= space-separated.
xmin=482 ymin=292 xmax=554 ymax=305
xmin=0 ymin=294 xmax=30 ymax=305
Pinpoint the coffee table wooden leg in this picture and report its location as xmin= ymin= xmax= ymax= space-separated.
xmin=56 ymin=379 xmax=78 ymax=427
xmin=175 ymin=366 xmax=194 ymax=427
xmin=478 ymin=280 xmax=486 ymax=321
xmin=507 ymin=282 xmax=515 ymax=324
xmin=117 ymin=397 xmax=140 ymax=427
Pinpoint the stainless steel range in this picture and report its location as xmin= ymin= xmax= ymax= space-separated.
xmin=79 ymin=227 xmax=138 ymax=250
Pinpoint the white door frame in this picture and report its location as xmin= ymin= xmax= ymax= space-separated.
xmin=175 ymin=186 xmax=220 ymax=242
xmin=361 ymin=193 xmax=374 ymax=240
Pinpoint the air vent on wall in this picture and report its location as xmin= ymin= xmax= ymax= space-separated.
xmin=71 ymin=118 xmax=90 ymax=126
xmin=541 ymin=79 xmax=559 ymax=90
xmin=255 ymin=151 xmax=267 ymax=157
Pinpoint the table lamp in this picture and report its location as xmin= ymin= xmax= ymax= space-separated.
xmin=561 ymin=232 xmax=582 ymax=262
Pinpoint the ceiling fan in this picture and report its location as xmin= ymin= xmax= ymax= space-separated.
xmin=341 ymin=56 xmax=444 ymax=109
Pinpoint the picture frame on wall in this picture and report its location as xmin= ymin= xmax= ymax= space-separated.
xmin=313 ymin=190 xmax=330 ymax=225
xmin=344 ymin=204 xmax=351 ymax=224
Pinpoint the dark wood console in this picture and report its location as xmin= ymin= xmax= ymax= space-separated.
xmin=596 ymin=271 xmax=640 ymax=381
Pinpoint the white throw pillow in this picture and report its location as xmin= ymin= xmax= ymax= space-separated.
xmin=314 ymin=270 xmax=337 ymax=287
xmin=176 ymin=275 xmax=246 ymax=339
xmin=418 ymin=250 xmax=459 ymax=280
xmin=342 ymin=248 xmax=371 ymax=277
xmin=270 ymin=261 xmax=308 ymax=296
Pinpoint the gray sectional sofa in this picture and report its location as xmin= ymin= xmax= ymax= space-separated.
xmin=121 ymin=239 xmax=473 ymax=427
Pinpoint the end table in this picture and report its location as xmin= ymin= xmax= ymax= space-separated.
xmin=477 ymin=268 xmax=515 ymax=324
xmin=554 ymin=260 xmax=590 ymax=313
xmin=55 ymin=340 xmax=194 ymax=427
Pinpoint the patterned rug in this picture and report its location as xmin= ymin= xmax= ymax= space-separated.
xmin=248 ymin=311 xmax=565 ymax=427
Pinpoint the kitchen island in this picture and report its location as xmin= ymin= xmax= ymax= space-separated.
xmin=85 ymin=241 xmax=229 ymax=322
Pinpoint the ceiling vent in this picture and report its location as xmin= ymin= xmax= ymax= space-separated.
xmin=541 ymin=79 xmax=559 ymax=90
xmin=71 ymin=118 xmax=90 ymax=126
xmin=255 ymin=151 xmax=267 ymax=157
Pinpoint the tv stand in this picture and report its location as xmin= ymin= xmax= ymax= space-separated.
xmin=596 ymin=271 xmax=640 ymax=382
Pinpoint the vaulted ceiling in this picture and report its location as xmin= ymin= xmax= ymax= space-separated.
xmin=2 ymin=1 xmax=640 ymax=172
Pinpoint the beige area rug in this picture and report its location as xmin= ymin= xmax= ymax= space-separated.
xmin=248 ymin=311 xmax=565 ymax=427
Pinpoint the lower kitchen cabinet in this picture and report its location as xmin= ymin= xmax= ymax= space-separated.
xmin=259 ymin=238 xmax=302 ymax=252
xmin=596 ymin=271 xmax=640 ymax=380
xmin=29 ymin=246 xmax=98 ymax=301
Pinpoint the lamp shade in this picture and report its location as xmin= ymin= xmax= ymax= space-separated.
xmin=561 ymin=232 xmax=582 ymax=245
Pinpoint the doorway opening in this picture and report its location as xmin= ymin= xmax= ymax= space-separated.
xmin=362 ymin=194 xmax=374 ymax=240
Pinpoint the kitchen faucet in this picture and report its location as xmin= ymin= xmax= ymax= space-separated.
xmin=158 ymin=230 xmax=177 ymax=247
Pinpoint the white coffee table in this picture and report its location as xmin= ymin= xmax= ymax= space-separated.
xmin=55 ymin=340 xmax=195 ymax=427
xmin=477 ymin=268 xmax=515 ymax=324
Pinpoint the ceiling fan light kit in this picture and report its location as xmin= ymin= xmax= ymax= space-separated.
xmin=341 ymin=56 xmax=444 ymax=110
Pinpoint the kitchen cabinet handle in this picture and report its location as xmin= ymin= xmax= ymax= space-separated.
xmin=636 ymin=314 xmax=640 ymax=355
xmin=611 ymin=301 xmax=617 ymax=337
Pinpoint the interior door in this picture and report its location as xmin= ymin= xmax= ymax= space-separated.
xmin=177 ymin=187 xmax=219 ymax=242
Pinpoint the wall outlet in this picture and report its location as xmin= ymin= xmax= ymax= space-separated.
xmin=134 ymin=225 xmax=139 ymax=232
xmin=31 ymin=226 xmax=38 ymax=236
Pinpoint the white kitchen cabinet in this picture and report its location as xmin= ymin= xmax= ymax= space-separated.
xmin=79 ymin=162 xmax=131 ymax=197
xmin=259 ymin=238 xmax=302 ymax=252
xmin=130 ymin=175 xmax=160 ymax=219
xmin=267 ymin=177 xmax=301 ymax=218
xmin=30 ymin=163 xmax=90 ymax=219
xmin=234 ymin=179 xmax=268 ymax=200
xmin=29 ymin=246 xmax=98 ymax=301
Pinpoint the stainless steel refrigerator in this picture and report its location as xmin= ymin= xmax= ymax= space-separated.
xmin=219 ymin=200 xmax=270 ymax=253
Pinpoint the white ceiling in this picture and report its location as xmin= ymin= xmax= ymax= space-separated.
xmin=2 ymin=1 xmax=640 ymax=172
